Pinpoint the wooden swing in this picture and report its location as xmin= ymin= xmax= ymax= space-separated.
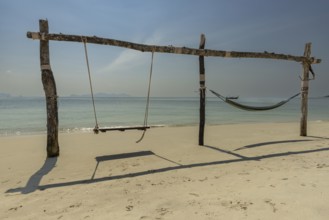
xmin=82 ymin=38 xmax=153 ymax=141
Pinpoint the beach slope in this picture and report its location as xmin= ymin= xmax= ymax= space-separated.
xmin=1 ymin=122 xmax=329 ymax=219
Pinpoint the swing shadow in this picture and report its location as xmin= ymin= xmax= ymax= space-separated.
xmin=6 ymin=141 xmax=329 ymax=193
xmin=91 ymin=151 xmax=182 ymax=180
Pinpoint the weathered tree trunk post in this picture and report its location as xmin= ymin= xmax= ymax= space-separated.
xmin=300 ymin=43 xmax=312 ymax=136
xmin=199 ymin=34 xmax=206 ymax=146
xmin=39 ymin=19 xmax=60 ymax=157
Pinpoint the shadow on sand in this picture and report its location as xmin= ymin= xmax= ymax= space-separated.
xmin=234 ymin=139 xmax=315 ymax=151
xmin=6 ymin=138 xmax=329 ymax=194
xmin=91 ymin=151 xmax=182 ymax=179
xmin=6 ymin=157 xmax=57 ymax=194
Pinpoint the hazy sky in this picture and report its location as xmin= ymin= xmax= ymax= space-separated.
xmin=0 ymin=0 xmax=328 ymax=97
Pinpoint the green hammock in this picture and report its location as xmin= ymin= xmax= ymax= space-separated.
xmin=209 ymin=89 xmax=300 ymax=111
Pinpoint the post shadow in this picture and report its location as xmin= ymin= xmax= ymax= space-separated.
xmin=6 ymin=157 xmax=57 ymax=194
xmin=306 ymin=136 xmax=329 ymax=140
xmin=234 ymin=139 xmax=315 ymax=151
xmin=202 ymin=145 xmax=250 ymax=159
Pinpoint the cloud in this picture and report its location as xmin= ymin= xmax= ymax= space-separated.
xmin=99 ymin=31 xmax=166 ymax=75
xmin=99 ymin=50 xmax=145 ymax=75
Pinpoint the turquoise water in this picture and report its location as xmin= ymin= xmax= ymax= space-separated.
xmin=0 ymin=96 xmax=328 ymax=136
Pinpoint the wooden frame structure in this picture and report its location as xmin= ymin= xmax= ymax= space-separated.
xmin=27 ymin=20 xmax=321 ymax=157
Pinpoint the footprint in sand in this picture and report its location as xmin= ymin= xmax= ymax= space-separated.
xmin=8 ymin=205 xmax=23 ymax=211
xmin=139 ymin=216 xmax=155 ymax=220
xmin=139 ymin=208 xmax=170 ymax=220
xmin=156 ymin=207 xmax=171 ymax=216
xmin=189 ymin=192 xmax=200 ymax=197
xmin=221 ymin=200 xmax=253 ymax=210
xmin=1 ymin=179 xmax=9 ymax=184
xmin=126 ymin=205 xmax=134 ymax=211
xmin=69 ymin=203 xmax=82 ymax=208
xmin=264 ymin=199 xmax=277 ymax=213
xmin=316 ymin=163 xmax=329 ymax=168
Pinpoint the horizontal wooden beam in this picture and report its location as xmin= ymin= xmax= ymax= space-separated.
xmin=27 ymin=31 xmax=321 ymax=64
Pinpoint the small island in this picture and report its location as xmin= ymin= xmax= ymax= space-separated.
xmin=0 ymin=93 xmax=11 ymax=98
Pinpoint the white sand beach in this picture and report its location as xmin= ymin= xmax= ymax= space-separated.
xmin=1 ymin=121 xmax=329 ymax=219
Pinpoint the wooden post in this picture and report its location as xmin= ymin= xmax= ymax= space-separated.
xmin=300 ymin=43 xmax=312 ymax=136
xmin=39 ymin=20 xmax=60 ymax=157
xmin=199 ymin=34 xmax=206 ymax=146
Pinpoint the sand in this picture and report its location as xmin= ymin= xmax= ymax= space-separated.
xmin=1 ymin=121 xmax=329 ymax=219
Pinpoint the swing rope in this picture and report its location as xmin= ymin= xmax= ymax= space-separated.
xmin=82 ymin=38 xmax=99 ymax=133
xmin=82 ymin=38 xmax=153 ymax=140
xmin=136 ymin=50 xmax=155 ymax=143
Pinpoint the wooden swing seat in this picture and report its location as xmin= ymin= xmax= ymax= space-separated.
xmin=94 ymin=126 xmax=150 ymax=133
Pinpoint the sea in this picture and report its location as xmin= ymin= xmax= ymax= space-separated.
xmin=0 ymin=95 xmax=328 ymax=136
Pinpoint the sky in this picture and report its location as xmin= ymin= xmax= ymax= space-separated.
xmin=0 ymin=0 xmax=328 ymax=98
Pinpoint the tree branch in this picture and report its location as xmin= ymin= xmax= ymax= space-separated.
xmin=27 ymin=32 xmax=321 ymax=64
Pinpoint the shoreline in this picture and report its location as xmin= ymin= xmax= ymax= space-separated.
xmin=1 ymin=119 xmax=328 ymax=138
